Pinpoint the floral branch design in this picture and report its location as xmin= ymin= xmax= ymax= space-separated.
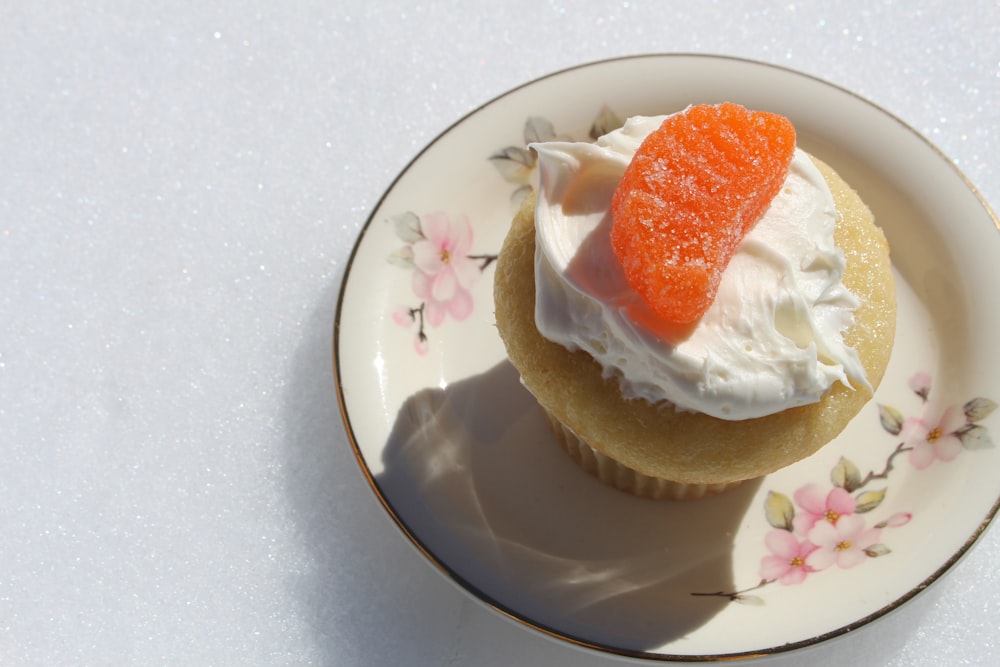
xmin=694 ymin=372 xmax=996 ymax=605
xmin=388 ymin=210 xmax=496 ymax=355
xmin=488 ymin=106 xmax=623 ymax=205
xmin=387 ymin=106 xmax=624 ymax=355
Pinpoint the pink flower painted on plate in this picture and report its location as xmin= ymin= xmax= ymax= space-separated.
xmin=388 ymin=210 xmax=496 ymax=354
xmin=695 ymin=372 xmax=994 ymax=605
xmin=392 ymin=305 xmax=414 ymax=328
xmin=806 ymin=514 xmax=882 ymax=570
xmin=410 ymin=212 xmax=480 ymax=326
xmin=907 ymin=371 xmax=932 ymax=401
xmin=791 ymin=483 xmax=856 ymax=537
xmin=902 ymin=405 xmax=966 ymax=470
xmin=759 ymin=530 xmax=819 ymax=585
xmin=879 ymin=512 xmax=912 ymax=529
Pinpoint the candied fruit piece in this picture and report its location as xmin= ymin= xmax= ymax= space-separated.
xmin=610 ymin=103 xmax=796 ymax=324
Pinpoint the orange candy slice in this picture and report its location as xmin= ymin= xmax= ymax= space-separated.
xmin=610 ymin=103 xmax=796 ymax=324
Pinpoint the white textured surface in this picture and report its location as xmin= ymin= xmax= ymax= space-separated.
xmin=2 ymin=2 xmax=997 ymax=665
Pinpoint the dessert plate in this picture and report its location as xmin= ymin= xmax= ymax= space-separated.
xmin=334 ymin=55 xmax=1000 ymax=660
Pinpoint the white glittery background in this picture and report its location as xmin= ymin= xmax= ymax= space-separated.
xmin=2 ymin=2 xmax=997 ymax=665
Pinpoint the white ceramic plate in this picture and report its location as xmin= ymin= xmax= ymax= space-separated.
xmin=334 ymin=55 xmax=1000 ymax=660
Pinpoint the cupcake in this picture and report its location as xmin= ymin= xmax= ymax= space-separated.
xmin=493 ymin=103 xmax=896 ymax=500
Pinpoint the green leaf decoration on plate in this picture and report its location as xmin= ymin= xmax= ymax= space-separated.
xmin=693 ymin=371 xmax=994 ymax=605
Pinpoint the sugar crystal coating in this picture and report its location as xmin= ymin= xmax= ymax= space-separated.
xmin=610 ymin=103 xmax=796 ymax=324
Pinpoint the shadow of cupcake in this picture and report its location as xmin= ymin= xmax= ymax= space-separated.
xmin=376 ymin=360 xmax=762 ymax=655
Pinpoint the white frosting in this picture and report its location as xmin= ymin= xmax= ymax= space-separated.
xmin=531 ymin=114 xmax=868 ymax=420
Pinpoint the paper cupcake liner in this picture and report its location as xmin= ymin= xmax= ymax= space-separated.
xmin=543 ymin=410 xmax=742 ymax=501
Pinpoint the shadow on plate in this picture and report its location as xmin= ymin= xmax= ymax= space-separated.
xmin=375 ymin=360 xmax=762 ymax=654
